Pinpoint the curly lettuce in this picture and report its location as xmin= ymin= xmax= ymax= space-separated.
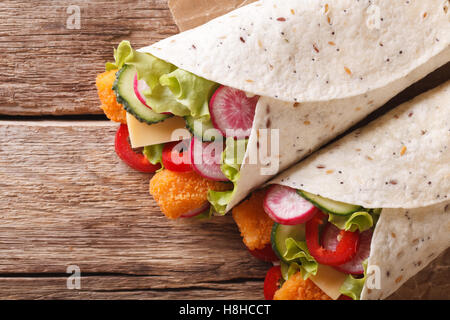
xmin=143 ymin=144 xmax=164 ymax=171
xmin=328 ymin=211 xmax=375 ymax=232
xmin=339 ymin=260 xmax=368 ymax=300
xmin=208 ymin=138 xmax=248 ymax=215
xmin=283 ymin=238 xmax=319 ymax=279
xmin=106 ymin=40 xmax=175 ymax=91
xmin=158 ymin=69 xmax=218 ymax=117
xmin=107 ymin=40 xmax=217 ymax=120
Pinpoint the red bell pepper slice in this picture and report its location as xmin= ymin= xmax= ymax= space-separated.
xmin=248 ymin=244 xmax=279 ymax=263
xmin=305 ymin=210 xmax=360 ymax=266
xmin=115 ymin=124 xmax=161 ymax=173
xmin=162 ymin=140 xmax=192 ymax=173
xmin=263 ymin=266 xmax=283 ymax=300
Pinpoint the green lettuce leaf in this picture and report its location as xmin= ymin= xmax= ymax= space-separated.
xmin=156 ymin=69 xmax=218 ymax=117
xmin=194 ymin=210 xmax=214 ymax=220
xmin=339 ymin=260 xmax=368 ymax=300
xmin=185 ymin=115 xmax=221 ymax=141
xmin=106 ymin=41 xmax=175 ymax=91
xmin=208 ymin=190 xmax=233 ymax=216
xmin=328 ymin=211 xmax=374 ymax=232
xmin=106 ymin=41 xmax=217 ymax=119
xmin=283 ymin=238 xmax=318 ymax=279
xmin=280 ymin=260 xmax=298 ymax=283
xmin=143 ymin=144 xmax=164 ymax=171
xmin=328 ymin=209 xmax=381 ymax=232
xmin=106 ymin=40 xmax=132 ymax=71
xmin=280 ymin=261 xmax=290 ymax=281
xmin=208 ymin=138 xmax=248 ymax=215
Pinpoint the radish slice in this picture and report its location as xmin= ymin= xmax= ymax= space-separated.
xmin=263 ymin=185 xmax=318 ymax=225
xmin=322 ymin=224 xmax=372 ymax=275
xmin=209 ymin=86 xmax=258 ymax=139
xmin=134 ymin=73 xmax=152 ymax=109
xmin=190 ymin=137 xmax=229 ymax=182
xmin=133 ymin=73 xmax=171 ymax=115
xmin=181 ymin=202 xmax=210 ymax=218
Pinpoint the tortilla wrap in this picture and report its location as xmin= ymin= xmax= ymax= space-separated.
xmin=141 ymin=0 xmax=450 ymax=213
xmin=270 ymin=81 xmax=450 ymax=299
xmin=147 ymin=0 xmax=449 ymax=102
xmin=361 ymin=202 xmax=449 ymax=300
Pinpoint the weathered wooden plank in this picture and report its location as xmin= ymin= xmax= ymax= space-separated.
xmin=0 ymin=253 xmax=446 ymax=300
xmin=0 ymin=121 xmax=267 ymax=277
xmin=0 ymin=276 xmax=265 ymax=300
xmin=0 ymin=120 xmax=267 ymax=299
xmin=0 ymin=121 xmax=447 ymax=299
xmin=0 ymin=249 xmax=445 ymax=300
xmin=0 ymin=0 xmax=178 ymax=115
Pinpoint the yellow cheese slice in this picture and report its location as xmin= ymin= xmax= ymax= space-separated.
xmin=310 ymin=264 xmax=348 ymax=300
xmin=126 ymin=113 xmax=191 ymax=148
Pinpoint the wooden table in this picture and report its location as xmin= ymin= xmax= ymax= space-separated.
xmin=0 ymin=0 xmax=448 ymax=299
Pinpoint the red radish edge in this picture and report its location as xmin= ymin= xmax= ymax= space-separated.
xmin=181 ymin=202 xmax=210 ymax=218
xmin=134 ymin=73 xmax=172 ymax=115
xmin=134 ymin=73 xmax=152 ymax=109
xmin=322 ymin=224 xmax=372 ymax=275
xmin=189 ymin=137 xmax=229 ymax=182
xmin=263 ymin=185 xmax=318 ymax=225
xmin=209 ymin=86 xmax=258 ymax=139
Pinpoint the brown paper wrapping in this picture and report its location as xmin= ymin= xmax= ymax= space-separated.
xmin=168 ymin=0 xmax=257 ymax=31
xmin=167 ymin=0 xmax=449 ymax=300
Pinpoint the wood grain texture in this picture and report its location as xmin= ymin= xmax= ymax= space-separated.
xmin=0 ymin=120 xmax=268 ymax=299
xmin=0 ymin=121 xmax=447 ymax=299
xmin=0 ymin=0 xmax=178 ymax=115
xmin=0 ymin=277 xmax=265 ymax=300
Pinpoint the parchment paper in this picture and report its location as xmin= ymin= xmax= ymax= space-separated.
xmin=167 ymin=0 xmax=449 ymax=300
xmin=168 ymin=0 xmax=257 ymax=31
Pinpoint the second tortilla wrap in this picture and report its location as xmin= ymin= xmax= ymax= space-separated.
xmin=361 ymin=202 xmax=449 ymax=300
xmin=141 ymin=0 xmax=450 ymax=213
xmin=269 ymin=81 xmax=450 ymax=299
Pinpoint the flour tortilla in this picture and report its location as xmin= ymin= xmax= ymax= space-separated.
xmin=145 ymin=0 xmax=449 ymax=102
xmin=142 ymin=0 xmax=450 ymax=212
xmin=269 ymin=82 xmax=450 ymax=299
xmin=271 ymin=81 xmax=450 ymax=209
xmin=361 ymin=201 xmax=450 ymax=300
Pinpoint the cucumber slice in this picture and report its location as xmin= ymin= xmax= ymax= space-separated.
xmin=184 ymin=116 xmax=222 ymax=142
xmin=271 ymin=223 xmax=306 ymax=263
xmin=113 ymin=65 xmax=170 ymax=125
xmin=298 ymin=190 xmax=361 ymax=216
